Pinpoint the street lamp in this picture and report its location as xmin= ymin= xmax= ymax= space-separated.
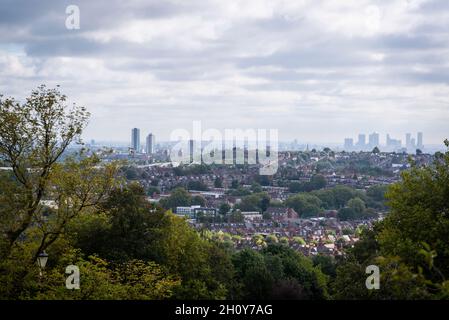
xmin=36 ymin=251 xmax=49 ymax=271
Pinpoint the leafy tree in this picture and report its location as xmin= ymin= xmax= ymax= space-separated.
xmin=312 ymin=255 xmax=336 ymax=278
xmin=337 ymin=207 xmax=356 ymax=221
xmin=237 ymin=193 xmax=270 ymax=213
xmin=334 ymin=141 xmax=449 ymax=299
xmin=228 ymin=210 xmax=244 ymax=223
xmin=250 ymin=183 xmax=263 ymax=193
xmin=187 ymin=180 xmax=209 ymax=191
xmin=147 ymin=186 xmax=160 ymax=196
xmin=286 ymin=194 xmax=322 ymax=218
xmin=293 ymin=237 xmax=306 ymax=245
xmin=0 ymin=86 xmax=118 ymax=261
xmin=311 ymin=189 xmax=336 ymax=209
xmin=231 ymin=249 xmax=274 ymax=299
xmin=310 ymin=175 xmax=327 ymax=190
xmin=332 ymin=185 xmax=357 ymax=208
xmin=347 ymin=197 xmax=366 ymax=215
xmin=159 ymin=187 xmax=191 ymax=210
xmin=214 ymin=177 xmax=223 ymax=188
xmin=379 ymin=140 xmax=449 ymax=283
xmin=261 ymin=245 xmax=329 ymax=299
xmin=191 ymin=195 xmax=206 ymax=206
xmin=218 ymin=203 xmax=231 ymax=216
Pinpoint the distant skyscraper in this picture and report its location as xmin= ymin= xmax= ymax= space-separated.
xmin=146 ymin=133 xmax=155 ymax=154
xmin=406 ymin=133 xmax=412 ymax=150
xmin=131 ymin=128 xmax=140 ymax=152
xmin=189 ymin=139 xmax=194 ymax=163
xmin=357 ymin=134 xmax=366 ymax=149
xmin=417 ymin=132 xmax=423 ymax=149
xmin=368 ymin=132 xmax=379 ymax=149
xmin=387 ymin=134 xmax=402 ymax=150
xmin=344 ymin=138 xmax=354 ymax=150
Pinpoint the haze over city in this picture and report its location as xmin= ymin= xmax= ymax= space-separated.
xmin=1 ymin=0 xmax=449 ymax=144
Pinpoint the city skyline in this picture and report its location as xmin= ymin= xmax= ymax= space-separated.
xmin=126 ymin=126 xmax=436 ymax=153
xmin=0 ymin=1 xmax=448 ymax=145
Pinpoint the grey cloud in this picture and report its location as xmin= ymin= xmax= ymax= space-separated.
xmin=0 ymin=0 xmax=448 ymax=144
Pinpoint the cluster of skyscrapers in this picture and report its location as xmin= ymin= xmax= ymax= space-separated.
xmin=131 ymin=128 xmax=155 ymax=154
xmin=344 ymin=132 xmax=424 ymax=152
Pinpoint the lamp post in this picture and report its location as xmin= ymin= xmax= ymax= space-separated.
xmin=36 ymin=251 xmax=49 ymax=277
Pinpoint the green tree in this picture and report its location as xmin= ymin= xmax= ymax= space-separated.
xmin=337 ymin=207 xmax=356 ymax=221
xmin=159 ymin=187 xmax=191 ymax=210
xmin=187 ymin=180 xmax=209 ymax=191
xmin=332 ymin=186 xmax=356 ymax=208
xmin=334 ymin=141 xmax=449 ymax=299
xmin=218 ymin=203 xmax=231 ymax=216
xmin=286 ymin=194 xmax=322 ymax=218
xmin=191 ymin=195 xmax=206 ymax=206
xmin=0 ymin=86 xmax=118 ymax=262
xmin=214 ymin=177 xmax=223 ymax=188
xmin=347 ymin=197 xmax=366 ymax=216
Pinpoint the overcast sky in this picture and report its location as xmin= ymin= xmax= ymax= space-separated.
xmin=1 ymin=0 xmax=449 ymax=145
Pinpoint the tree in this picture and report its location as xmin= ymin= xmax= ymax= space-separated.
xmin=71 ymin=183 xmax=163 ymax=262
xmin=312 ymin=189 xmax=336 ymax=209
xmin=159 ymin=187 xmax=191 ymax=210
xmin=187 ymin=180 xmax=209 ymax=191
xmin=0 ymin=86 xmax=118 ymax=261
xmin=214 ymin=177 xmax=223 ymax=188
xmin=250 ymin=183 xmax=263 ymax=193
xmin=231 ymin=179 xmax=239 ymax=189
xmin=191 ymin=195 xmax=206 ymax=206
xmin=347 ymin=197 xmax=366 ymax=216
xmin=366 ymin=185 xmax=388 ymax=202
xmin=293 ymin=237 xmax=306 ymax=246
xmin=310 ymin=175 xmax=327 ymax=190
xmin=231 ymin=249 xmax=274 ymax=299
xmin=312 ymin=255 xmax=337 ymax=277
xmin=237 ymin=192 xmax=270 ymax=213
xmin=27 ymin=253 xmax=180 ymax=300
xmin=379 ymin=140 xmax=449 ymax=283
xmin=332 ymin=186 xmax=356 ymax=208
xmin=261 ymin=245 xmax=329 ymax=299
xmin=334 ymin=140 xmax=449 ymax=299
xmin=286 ymin=194 xmax=322 ymax=218
xmin=218 ymin=203 xmax=231 ymax=216
xmin=337 ymin=207 xmax=356 ymax=221
xmin=289 ymin=175 xmax=326 ymax=193
xmin=372 ymin=146 xmax=380 ymax=154
xmin=228 ymin=210 xmax=244 ymax=223
xmin=289 ymin=181 xmax=305 ymax=193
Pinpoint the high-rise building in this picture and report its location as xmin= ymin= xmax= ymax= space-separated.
xmin=406 ymin=133 xmax=412 ymax=150
xmin=357 ymin=134 xmax=366 ymax=149
xmin=387 ymin=134 xmax=402 ymax=150
xmin=146 ymin=133 xmax=155 ymax=154
xmin=417 ymin=132 xmax=423 ymax=149
xmin=368 ymin=132 xmax=380 ymax=148
xmin=131 ymin=128 xmax=140 ymax=152
xmin=189 ymin=139 xmax=194 ymax=163
xmin=344 ymin=138 xmax=354 ymax=150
